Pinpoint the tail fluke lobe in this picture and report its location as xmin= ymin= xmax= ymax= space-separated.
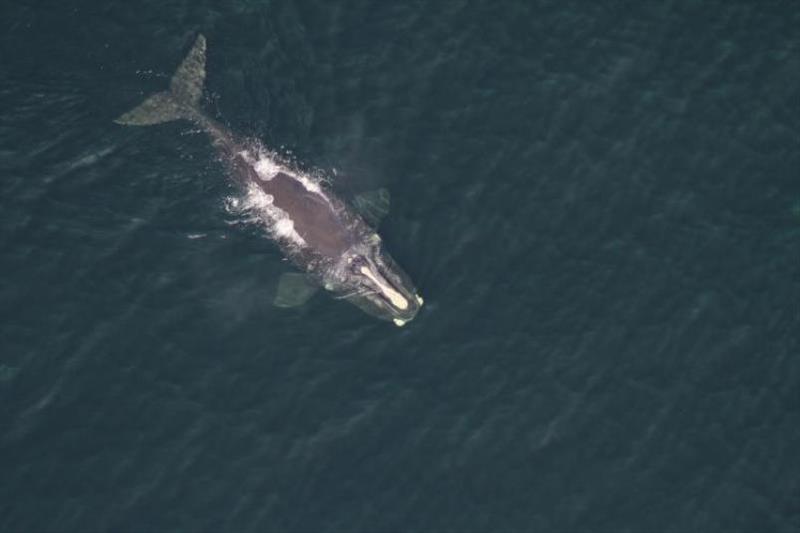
xmin=114 ymin=34 xmax=207 ymax=127
xmin=114 ymin=91 xmax=187 ymax=125
xmin=169 ymin=34 xmax=206 ymax=106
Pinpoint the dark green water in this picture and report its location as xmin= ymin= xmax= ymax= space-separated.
xmin=1 ymin=1 xmax=799 ymax=531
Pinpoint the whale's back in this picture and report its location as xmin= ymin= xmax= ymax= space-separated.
xmin=262 ymin=172 xmax=354 ymax=259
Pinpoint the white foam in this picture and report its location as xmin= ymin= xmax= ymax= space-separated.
xmin=274 ymin=218 xmax=296 ymax=238
xmin=248 ymin=190 xmax=273 ymax=207
xmin=231 ymin=184 xmax=307 ymax=247
xmin=292 ymin=172 xmax=322 ymax=194
xmin=254 ymin=157 xmax=281 ymax=180
xmin=252 ymin=152 xmax=322 ymax=193
xmin=226 ymin=148 xmax=335 ymax=249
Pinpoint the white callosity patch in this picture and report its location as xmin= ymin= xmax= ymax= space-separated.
xmin=358 ymin=265 xmax=409 ymax=310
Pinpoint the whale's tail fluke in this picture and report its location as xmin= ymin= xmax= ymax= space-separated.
xmin=115 ymin=34 xmax=207 ymax=126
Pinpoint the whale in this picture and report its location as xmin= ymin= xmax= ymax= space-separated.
xmin=115 ymin=35 xmax=423 ymax=326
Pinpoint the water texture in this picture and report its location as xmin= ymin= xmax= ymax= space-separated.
xmin=1 ymin=1 xmax=798 ymax=531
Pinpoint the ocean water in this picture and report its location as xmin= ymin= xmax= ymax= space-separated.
xmin=1 ymin=1 xmax=798 ymax=531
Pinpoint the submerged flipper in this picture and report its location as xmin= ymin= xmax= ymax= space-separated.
xmin=353 ymin=188 xmax=390 ymax=227
xmin=274 ymin=273 xmax=319 ymax=308
xmin=115 ymin=34 xmax=207 ymax=126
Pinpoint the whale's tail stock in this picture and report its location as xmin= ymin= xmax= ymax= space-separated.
xmin=115 ymin=34 xmax=207 ymax=126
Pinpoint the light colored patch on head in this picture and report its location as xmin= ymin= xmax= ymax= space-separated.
xmin=393 ymin=318 xmax=407 ymax=327
xmin=416 ymin=294 xmax=424 ymax=305
xmin=359 ymin=265 xmax=408 ymax=310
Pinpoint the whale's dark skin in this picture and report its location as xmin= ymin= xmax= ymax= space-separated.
xmin=115 ymin=35 xmax=423 ymax=325
xmin=199 ymin=113 xmax=356 ymax=258
xmin=260 ymin=172 xmax=355 ymax=258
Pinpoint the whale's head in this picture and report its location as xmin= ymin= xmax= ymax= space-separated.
xmin=338 ymin=239 xmax=423 ymax=326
